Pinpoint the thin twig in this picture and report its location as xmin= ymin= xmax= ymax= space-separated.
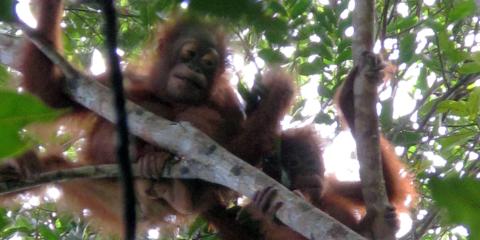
xmin=378 ymin=0 xmax=390 ymax=53
xmin=414 ymin=208 xmax=440 ymax=240
xmin=0 ymin=164 xmax=122 ymax=194
xmin=385 ymin=8 xmax=444 ymax=38
xmin=66 ymin=7 xmax=139 ymax=18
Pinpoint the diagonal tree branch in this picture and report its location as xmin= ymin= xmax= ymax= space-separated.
xmin=9 ymin=22 xmax=366 ymax=240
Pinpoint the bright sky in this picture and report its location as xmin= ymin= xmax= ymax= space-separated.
xmin=16 ymin=0 xmax=36 ymax=28
xmin=90 ymin=49 xmax=106 ymax=75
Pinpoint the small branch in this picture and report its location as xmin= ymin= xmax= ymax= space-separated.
xmin=386 ymin=0 xmax=400 ymax=25
xmin=378 ymin=0 xmax=390 ymax=53
xmin=14 ymin=21 xmax=366 ymax=240
xmin=0 ymin=164 xmax=121 ymax=194
xmin=414 ymin=208 xmax=440 ymax=240
xmin=65 ymin=7 xmax=139 ymax=18
xmin=353 ymin=0 xmax=395 ymax=239
xmin=234 ymin=29 xmax=261 ymax=73
xmin=385 ymin=8 xmax=444 ymax=38
xmin=68 ymin=10 xmax=104 ymax=41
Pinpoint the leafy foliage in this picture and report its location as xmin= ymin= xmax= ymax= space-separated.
xmin=431 ymin=177 xmax=480 ymax=240
xmin=0 ymin=0 xmax=16 ymax=22
xmin=0 ymin=90 xmax=63 ymax=158
xmin=0 ymin=65 xmax=8 ymax=86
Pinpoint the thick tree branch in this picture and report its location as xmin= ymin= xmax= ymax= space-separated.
xmin=10 ymin=22 xmax=366 ymax=240
xmin=353 ymin=0 xmax=395 ymax=239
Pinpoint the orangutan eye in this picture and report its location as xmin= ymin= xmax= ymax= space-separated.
xmin=180 ymin=42 xmax=198 ymax=61
xmin=201 ymin=50 xmax=219 ymax=69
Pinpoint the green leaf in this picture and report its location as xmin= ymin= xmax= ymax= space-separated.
xmin=268 ymin=2 xmax=288 ymax=16
xmin=438 ymin=31 xmax=468 ymax=62
xmin=0 ymin=209 xmax=10 ymax=231
xmin=0 ymin=89 xmax=63 ymax=158
xmin=379 ymin=98 xmax=393 ymax=130
xmin=471 ymin=52 xmax=480 ymax=62
xmin=467 ymin=87 xmax=480 ymax=117
xmin=423 ymin=57 xmax=442 ymax=72
xmin=14 ymin=215 xmax=33 ymax=229
xmin=392 ymin=130 xmax=422 ymax=147
xmin=399 ymin=34 xmax=415 ymax=63
xmin=458 ymin=62 xmax=480 ymax=74
xmin=237 ymin=79 xmax=253 ymax=106
xmin=258 ymin=48 xmax=286 ymax=64
xmin=425 ymin=18 xmax=444 ymax=32
xmin=437 ymin=100 xmax=469 ymax=117
xmin=335 ymin=47 xmax=352 ymax=64
xmin=437 ymin=130 xmax=476 ymax=151
xmin=337 ymin=39 xmax=352 ymax=53
xmin=316 ymin=9 xmax=335 ymax=32
xmin=318 ymin=44 xmax=334 ymax=61
xmin=448 ymin=0 xmax=476 ymax=22
xmin=323 ymin=7 xmax=337 ymax=26
xmin=38 ymin=224 xmax=60 ymax=240
xmin=296 ymin=45 xmax=311 ymax=57
xmin=187 ymin=217 xmax=208 ymax=237
xmin=299 ymin=62 xmax=318 ymax=75
xmin=0 ymin=65 xmax=9 ymax=86
xmin=290 ymin=0 xmax=311 ymax=18
xmin=387 ymin=16 xmax=418 ymax=33
xmin=318 ymin=29 xmax=334 ymax=47
xmin=298 ymin=58 xmax=323 ymax=75
xmin=53 ymin=215 xmax=75 ymax=233
xmin=418 ymin=99 xmax=438 ymax=117
xmin=0 ymin=127 xmax=28 ymax=161
xmin=430 ymin=177 xmax=480 ymax=240
xmin=201 ymin=235 xmax=221 ymax=240
xmin=314 ymin=112 xmax=334 ymax=124
xmin=297 ymin=25 xmax=314 ymax=40
xmin=2 ymin=226 xmax=32 ymax=237
xmin=264 ymin=18 xmax=289 ymax=44
xmin=0 ymin=0 xmax=16 ymax=22
xmin=189 ymin=0 xmax=263 ymax=21
xmin=415 ymin=67 xmax=428 ymax=91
